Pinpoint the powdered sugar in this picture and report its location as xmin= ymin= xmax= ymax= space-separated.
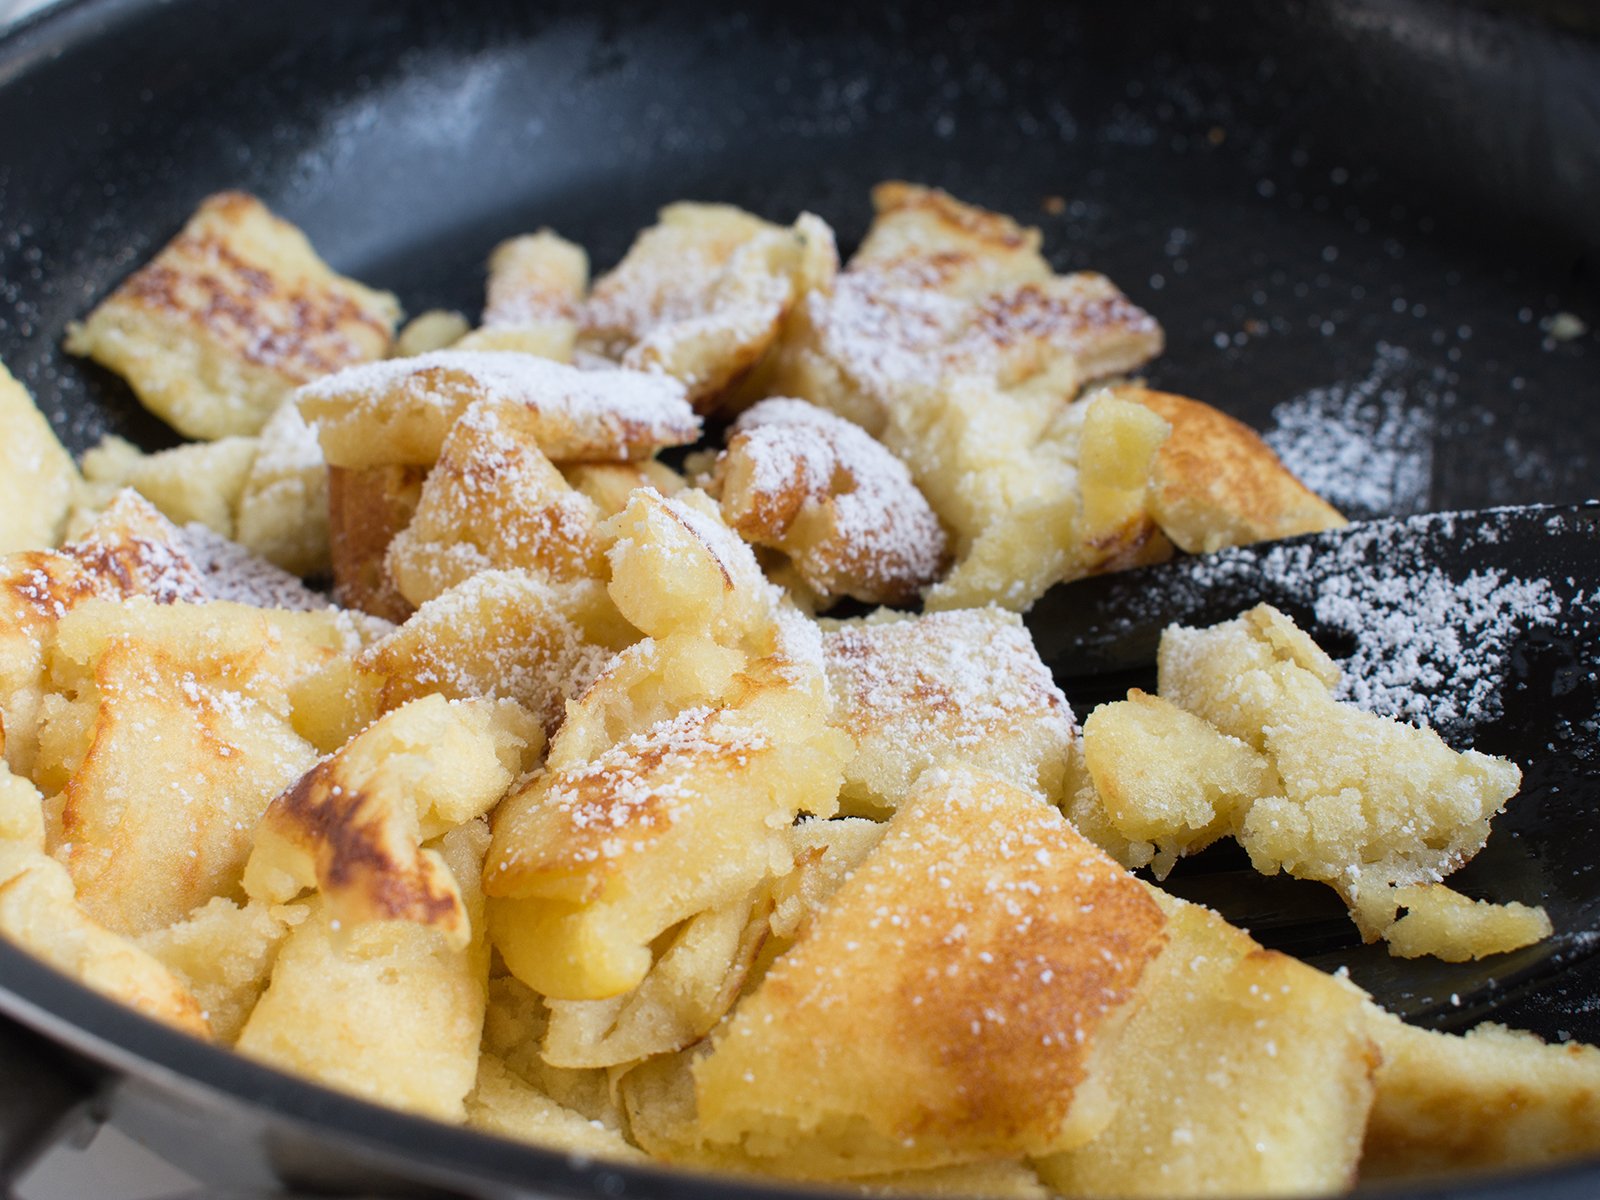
xmin=826 ymin=608 xmax=1073 ymax=749
xmin=177 ymin=523 xmax=330 ymax=612
xmin=1264 ymin=343 xmax=1436 ymax=518
xmin=1316 ymin=566 xmax=1559 ymax=729
xmin=298 ymin=349 xmax=701 ymax=459
xmin=810 ymin=269 xmax=969 ymax=396
xmin=1135 ymin=510 xmax=1566 ymax=737
xmin=249 ymin=400 xmax=324 ymax=476
xmin=811 ymin=259 xmax=1161 ymax=406
xmin=543 ymin=705 xmax=772 ymax=854
xmin=774 ymin=604 xmax=828 ymax=686
xmin=720 ymin=398 xmax=947 ymax=603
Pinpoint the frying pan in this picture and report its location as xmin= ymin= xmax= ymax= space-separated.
xmin=0 ymin=0 xmax=1597 ymax=1196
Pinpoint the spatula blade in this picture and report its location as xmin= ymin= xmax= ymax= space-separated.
xmin=1026 ymin=503 xmax=1600 ymax=1033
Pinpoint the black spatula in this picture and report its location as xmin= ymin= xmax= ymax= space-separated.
xmin=1026 ymin=503 xmax=1600 ymax=1037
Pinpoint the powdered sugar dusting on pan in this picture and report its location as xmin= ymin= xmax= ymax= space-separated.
xmin=1140 ymin=509 xmax=1566 ymax=736
xmin=1263 ymin=343 xmax=1436 ymax=519
xmin=1316 ymin=566 xmax=1560 ymax=730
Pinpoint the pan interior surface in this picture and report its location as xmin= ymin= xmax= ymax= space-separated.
xmin=3 ymin=1 xmax=1595 ymax=489
xmin=0 ymin=0 xmax=1596 ymax=1196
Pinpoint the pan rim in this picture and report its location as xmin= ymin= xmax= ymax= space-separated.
xmin=0 ymin=2 xmax=1598 ymax=1198
xmin=9 ymin=935 xmax=1600 ymax=1200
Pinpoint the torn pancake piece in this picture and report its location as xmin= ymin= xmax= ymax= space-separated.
xmin=1119 ymin=385 xmax=1346 ymax=553
xmin=706 ymin=398 xmax=948 ymax=608
xmin=1035 ymin=896 xmax=1378 ymax=1198
xmin=485 ymin=666 xmax=844 ymax=1002
xmin=485 ymin=490 xmax=849 ymax=1002
xmin=1071 ymin=603 xmax=1538 ymax=959
xmin=688 ymin=762 xmax=1168 ymax=1179
xmin=541 ymin=817 xmax=884 ymax=1075
xmin=245 ymin=694 xmax=539 ymax=945
xmin=455 ymin=230 xmax=589 ymax=361
xmin=466 ymin=1053 xmax=648 ymax=1163
xmin=0 ymin=491 xmax=215 ymax=780
xmin=0 ymin=767 xmax=210 ymax=1038
xmin=562 ymin=459 xmax=687 ymax=518
xmin=764 ymin=185 xmax=1172 ymax=612
xmin=540 ymin=882 xmax=774 ymax=1070
xmin=326 ymin=463 xmax=429 ymax=622
xmin=65 ymin=192 xmax=399 ymax=439
xmin=41 ymin=597 xmax=331 ymax=935
xmin=332 ymin=569 xmax=623 ymax=742
xmin=233 ymin=399 xmax=332 ymax=576
xmin=393 ymin=309 xmax=471 ymax=357
xmin=1162 ymin=606 xmax=1526 ymax=938
xmin=136 ymin=896 xmax=304 ymax=1044
xmin=763 ymin=186 xmax=1345 ymax=611
xmin=580 ymin=202 xmax=837 ymax=412
xmin=480 ymin=971 xmax=627 ymax=1130
xmin=1362 ymin=1007 xmax=1600 ymax=1180
xmin=1070 ymin=688 xmax=1273 ymax=877
xmin=0 ymin=360 xmax=80 ymax=554
xmin=74 ymin=434 xmax=258 ymax=544
xmin=300 ymin=350 xmax=700 ymax=470
xmin=765 ymin=183 xmax=1163 ymax=435
xmin=1355 ymin=882 xmax=1553 ymax=963
xmin=917 ymin=384 xmax=1174 ymax=612
xmin=385 ymin=397 xmax=611 ymax=607
xmin=823 ymin=606 xmax=1074 ymax=812
xmin=237 ymin=820 xmax=493 ymax=1122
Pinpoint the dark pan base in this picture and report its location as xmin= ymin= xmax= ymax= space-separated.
xmin=0 ymin=1 xmax=1597 ymax=1196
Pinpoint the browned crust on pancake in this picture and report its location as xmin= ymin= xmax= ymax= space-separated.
xmin=694 ymin=765 xmax=1168 ymax=1167
xmin=327 ymin=464 xmax=427 ymax=622
xmin=870 ymin=182 xmax=1035 ymax=254
xmin=1120 ymin=386 xmax=1346 ymax=553
xmin=267 ymin=759 xmax=462 ymax=929
xmin=114 ymin=193 xmax=394 ymax=379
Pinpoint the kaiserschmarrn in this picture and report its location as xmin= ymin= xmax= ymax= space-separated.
xmin=0 ymin=184 xmax=1584 ymax=1198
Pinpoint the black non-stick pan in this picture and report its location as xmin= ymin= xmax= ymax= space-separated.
xmin=0 ymin=1 xmax=1597 ymax=1197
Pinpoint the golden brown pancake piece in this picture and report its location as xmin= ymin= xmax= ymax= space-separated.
xmin=327 ymin=463 xmax=428 ymax=622
xmin=690 ymin=763 xmax=1168 ymax=1177
xmin=1120 ymin=385 xmax=1347 ymax=553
